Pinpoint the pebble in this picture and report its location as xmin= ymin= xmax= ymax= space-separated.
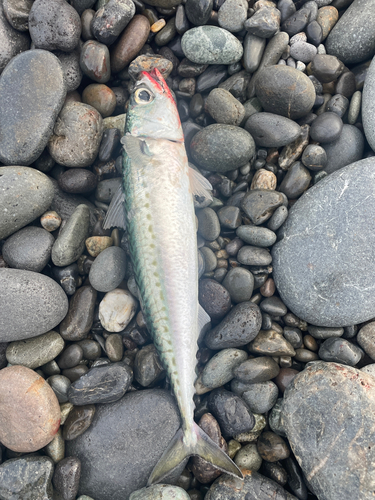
xmin=47 ymin=374 xmax=71 ymax=402
xmin=301 ymin=144 xmax=327 ymax=170
xmin=63 ymin=404 xmax=96 ymax=441
xmin=181 ymin=26 xmax=243 ymax=65
xmin=56 ymin=48 xmax=82 ymax=92
xmin=185 ymin=0 xmax=212 ymax=26
xmin=241 ymin=189 xmax=284 ymax=226
xmin=197 ymin=348 xmax=247 ymax=392
xmin=0 ymin=50 xmax=66 ymax=165
xmin=82 ymin=83 xmax=117 ymax=118
xmin=29 ymin=0 xmax=81 ymax=51
xmin=324 ymin=126 xmax=364 ymax=172
xmin=357 ymin=322 xmax=375 ymax=360
xmin=0 ymin=456 xmax=54 ymax=499
xmin=130 ymin=485 xmax=191 ymax=500
xmin=0 ymin=268 xmax=68 ymax=342
xmin=255 ymin=64 xmax=315 ymax=120
xmin=245 ymin=4 xmax=281 ymax=39
xmin=6 ymin=330 xmax=64 ymax=369
xmin=217 ymin=206 xmax=242 ymax=229
xmin=57 ymin=344 xmax=83 ymax=370
xmin=257 ymin=431 xmax=290 ymax=462
xmin=134 ymin=344 xmax=164 ymax=386
xmin=248 ymin=330 xmax=296 ymax=356
xmin=199 ymin=278 xmax=231 ymax=320
xmin=80 ymin=40 xmax=111 ymax=83
xmin=325 ymin=0 xmax=375 ymax=64
xmin=99 ymin=288 xmax=138 ymax=332
xmin=48 ymin=102 xmax=103 ymax=167
xmin=207 ymin=388 xmax=255 ymax=438
xmin=279 ymin=161 xmax=311 ymax=199
xmin=310 ymin=111 xmax=343 ymax=143
xmin=66 ymin=390 xmax=181 ymax=499
xmin=0 ymin=366 xmax=60 ymax=452
xmin=205 ymin=88 xmax=245 ymax=126
xmin=237 ymin=226 xmax=276 ymax=248
xmin=362 ymin=57 xmax=375 ymax=151
xmin=0 ymin=2 xmax=30 ymax=73
xmin=348 ymin=90 xmax=361 ymax=125
xmin=222 ymin=268 xmax=254 ymax=303
xmin=2 ymin=226 xmax=54 ymax=272
xmin=318 ymin=337 xmax=363 ymax=365
xmin=0 ymin=166 xmax=54 ymax=240
xmin=310 ymin=53 xmax=344 ymax=83
xmin=273 ymin=157 xmax=375 ymax=326
xmin=58 ymin=168 xmax=98 ymax=194
xmin=218 ymin=0 xmax=247 ymax=33
xmin=282 ymin=362 xmax=375 ymax=500
xmin=85 ymin=236 xmax=113 ymax=257
xmin=234 ymin=443 xmax=262 ymax=471
xmin=190 ymin=124 xmax=255 ymax=173
xmin=60 ymin=285 xmax=97 ymax=341
xmin=250 ymin=169 xmax=277 ymax=190
xmin=242 ymin=381 xmax=279 ymax=414
xmin=91 ymin=0 xmax=135 ymax=45
xmin=197 ymin=207 xmax=220 ymax=240
xmin=237 ymin=245 xmax=272 ymax=266
xmin=233 ymin=356 xmax=280 ymax=383
xmin=243 ymin=33 xmax=266 ymax=73
xmin=45 ymin=427 xmax=65 ymax=463
xmin=89 ymin=246 xmax=127 ymax=292
xmin=52 ymin=204 xmax=90 ymax=267
xmin=245 ymin=112 xmax=302 ymax=148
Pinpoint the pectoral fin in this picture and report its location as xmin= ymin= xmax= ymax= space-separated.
xmin=188 ymin=166 xmax=213 ymax=201
xmin=121 ymin=135 xmax=153 ymax=168
xmin=103 ymin=184 xmax=127 ymax=230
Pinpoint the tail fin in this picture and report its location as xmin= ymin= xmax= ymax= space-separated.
xmin=147 ymin=422 xmax=243 ymax=486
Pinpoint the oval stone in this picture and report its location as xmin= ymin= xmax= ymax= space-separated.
xmin=362 ymin=56 xmax=375 ymax=152
xmin=89 ymin=246 xmax=127 ymax=293
xmin=273 ymin=157 xmax=375 ymax=327
xmin=0 ymin=366 xmax=61 ymax=452
xmin=245 ymin=112 xmax=302 ymax=147
xmin=0 ymin=50 xmax=66 ymax=165
xmin=6 ymin=330 xmax=64 ymax=369
xmin=323 ymin=124 xmax=364 ymax=175
xmin=190 ymin=124 xmax=255 ymax=172
xmin=281 ymin=362 xmax=375 ymax=500
xmin=0 ymin=269 xmax=68 ymax=342
xmin=181 ymin=26 xmax=243 ymax=65
xmin=255 ymin=65 xmax=315 ymax=119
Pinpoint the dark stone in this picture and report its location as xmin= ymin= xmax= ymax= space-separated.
xmin=335 ymin=71 xmax=356 ymax=98
xmin=80 ymin=40 xmax=111 ymax=83
xmin=245 ymin=112 xmax=301 ymax=148
xmin=260 ymin=296 xmax=287 ymax=316
xmin=185 ymin=0 xmax=213 ymax=26
xmin=89 ymin=246 xmax=127 ymax=293
xmin=325 ymin=0 xmax=375 ymax=64
xmin=310 ymin=112 xmax=343 ymax=143
xmin=222 ymin=268 xmax=254 ymax=303
xmin=2 ymin=227 xmax=54 ymax=273
xmin=0 ymin=50 xmax=66 ymax=165
xmin=52 ymin=263 xmax=79 ymax=296
xmin=66 ymin=390 xmax=181 ymax=499
xmin=63 ymin=365 xmax=89 ymax=382
xmin=199 ymin=278 xmax=231 ymax=321
xmin=60 ymin=286 xmax=97 ymax=341
xmin=58 ymin=168 xmax=98 ymax=194
xmin=283 ymin=457 xmax=308 ymax=500
xmin=248 ymin=330 xmax=295 ymax=357
xmin=29 ymin=0 xmax=81 ymax=51
xmin=3 ymin=0 xmax=32 ymax=32
xmin=0 ymin=1 xmax=30 ymax=74
xmin=0 ymin=456 xmax=54 ymax=500
xmin=281 ymin=362 xmax=375 ymax=500
xmin=244 ymin=5 xmax=281 ymax=38
xmin=281 ymin=8 xmax=309 ymax=36
xmin=243 ymin=33 xmax=266 ymax=73
xmin=233 ymin=356 xmax=280 ymax=383
xmin=91 ymin=0 xmax=135 ymax=45
xmin=241 ymin=381 xmax=278 ymax=414
xmin=318 ymin=338 xmax=363 ymax=365
xmin=204 ymin=301 xmax=261 ymax=349
xmin=277 ymin=0 xmax=295 ymax=23
xmin=306 ymin=20 xmax=323 ymax=46
xmin=196 ymin=64 xmax=227 ymax=93
xmin=255 ymin=65 xmax=315 ymax=120
xmin=241 ymin=189 xmax=284 ymax=225
xmin=323 ymin=124 xmax=364 ymax=175
xmin=0 ymin=269 xmax=68 ymax=342
xmin=283 ymin=327 xmax=303 ymax=348
xmin=207 ymin=388 xmax=255 ymax=438
xmin=237 ymin=246 xmax=272 ymax=266
xmin=310 ymin=54 xmax=344 ymax=83
xmin=68 ymin=362 xmax=133 ymax=405
xmin=134 ymin=344 xmax=165 ymax=387
xmin=190 ymin=124 xmax=255 ymax=173
xmin=257 ymin=431 xmax=290 ymax=462
xmin=272 ymin=158 xmax=375 ymax=327
xmin=205 ymin=470 xmax=297 ymax=500
xmin=53 ymin=456 xmax=81 ymax=500
xmin=279 ymin=161 xmax=311 ymax=199
xmin=63 ymin=404 xmax=96 ymax=441
xmin=261 ymin=462 xmax=288 ymax=486
xmin=155 ymin=17 xmax=177 ymax=46
xmin=57 ymin=344 xmax=84 ymax=370
xmin=175 ymin=5 xmax=190 ymax=35
xmin=0 ymin=342 xmax=8 ymax=369
xmin=301 ymin=144 xmax=327 ymax=171
xmin=55 ymin=49 xmax=82 ymax=93
xmin=99 ymin=128 xmax=122 ymax=163
xmin=326 ymin=93 xmax=349 ymax=118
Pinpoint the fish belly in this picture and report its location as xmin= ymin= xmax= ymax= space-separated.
xmin=124 ymin=138 xmax=198 ymax=425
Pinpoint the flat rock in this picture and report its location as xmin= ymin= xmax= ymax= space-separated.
xmin=0 ymin=166 xmax=54 ymax=240
xmin=0 ymin=456 xmax=54 ymax=500
xmin=181 ymin=26 xmax=243 ymax=65
xmin=66 ymin=389 xmax=181 ymax=499
xmin=0 ymin=269 xmax=68 ymax=341
xmin=272 ymin=157 xmax=375 ymax=327
xmin=325 ymin=0 xmax=375 ymax=64
xmin=0 ymin=366 xmax=61 ymax=452
xmin=281 ymin=362 xmax=375 ymax=500
xmin=362 ymin=56 xmax=375 ymax=152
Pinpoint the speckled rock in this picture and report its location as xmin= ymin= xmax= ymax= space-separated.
xmin=325 ymin=0 xmax=375 ymax=64
xmin=66 ymin=390 xmax=181 ymax=499
xmin=91 ymin=0 xmax=135 ymax=45
xmin=0 ymin=269 xmax=68 ymax=341
xmin=0 ymin=366 xmax=61 ymax=452
xmin=130 ymin=485 xmax=191 ymax=500
xmin=281 ymin=362 xmax=375 ymax=500
xmin=48 ymin=102 xmax=103 ymax=168
xmin=6 ymin=330 xmax=64 ymax=369
xmin=0 ymin=2 xmax=30 ymax=74
xmin=181 ymin=26 xmax=243 ymax=65
xmin=0 ymin=50 xmax=66 ymax=165
xmin=273 ymin=158 xmax=375 ymax=327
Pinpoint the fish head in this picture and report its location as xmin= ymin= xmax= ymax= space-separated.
xmin=126 ymin=68 xmax=184 ymax=143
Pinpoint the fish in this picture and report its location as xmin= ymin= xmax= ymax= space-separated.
xmin=104 ymin=68 xmax=243 ymax=485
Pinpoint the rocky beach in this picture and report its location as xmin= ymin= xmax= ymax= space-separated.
xmin=0 ymin=0 xmax=375 ymax=498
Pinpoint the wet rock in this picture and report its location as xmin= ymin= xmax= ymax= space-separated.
xmin=58 ymin=168 xmax=98 ymax=194
xmin=218 ymin=0 xmax=247 ymax=33
xmin=60 ymin=285 xmax=96 ymax=341
xmin=56 ymin=49 xmax=82 ymax=92
xmin=245 ymin=112 xmax=301 ymax=148
xmin=310 ymin=53 xmax=344 ymax=83
xmin=29 ymin=0 xmax=81 ymax=51
xmin=279 ymin=161 xmax=311 ymax=199
xmin=82 ymin=84 xmax=116 ymax=118
xmin=197 ymin=348 xmax=247 ymax=393
xmin=281 ymin=362 xmax=375 ymax=500
xmin=248 ymin=330 xmax=296 ymax=357
xmin=2 ymin=226 xmax=54 ymax=272
xmin=80 ymin=40 xmax=111 ymax=83
xmin=310 ymin=111 xmax=343 ymax=143
xmin=91 ymin=0 xmax=135 ymax=45
xmin=318 ymin=337 xmax=363 ymax=365
xmin=0 ymin=366 xmax=60 ymax=452
xmin=66 ymin=390 xmax=181 ymax=499
xmin=48 ymin=102 xmax=103 ymax=168
xmin=237 ymin=226 xmax=276 ymax=247
xmin=0 ymin=50 xmax=66 ymax=165
xmin=6 ymin=330 xmax=64 ymax=369
xmin=273 ymin=157 xmax=375 ymax=327
xmin=197 ymin=207 xmax=221 ymax=241
xmin=257 ymin=431 xmax=290 ymax=462
xmin=63 ymin=404 xmax=96 ymax=441
xmin=357 ymin=322 xmax=375 ymax=360
xmin=199 ymin=278 xmax=231 ymax=321
xmin=362 ymin=57 xmax=375 ymax=152
xmin=0 ymin=456 xmax=54 ymax=500
xmin=0 ymin=269 xmax=68 ymax=342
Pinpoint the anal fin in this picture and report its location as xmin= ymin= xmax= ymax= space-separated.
xmin=103 ymin=184 xmax=127 ymax=230
xmin=188 ymin=166 xmax=213 ymax=201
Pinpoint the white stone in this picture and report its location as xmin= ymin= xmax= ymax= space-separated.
xmin=99 ymin=288 xmax=138 ymax=332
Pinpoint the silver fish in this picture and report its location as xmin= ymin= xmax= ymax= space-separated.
xmin=104 ymin=68 xmax=243 ymax=485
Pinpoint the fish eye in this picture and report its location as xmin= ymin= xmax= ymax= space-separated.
xmin=134 ymin=88 xmax=154 ymax=104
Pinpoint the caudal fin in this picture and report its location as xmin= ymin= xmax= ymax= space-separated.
xmin=147 ymin=422 xmax=243 ymax=486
